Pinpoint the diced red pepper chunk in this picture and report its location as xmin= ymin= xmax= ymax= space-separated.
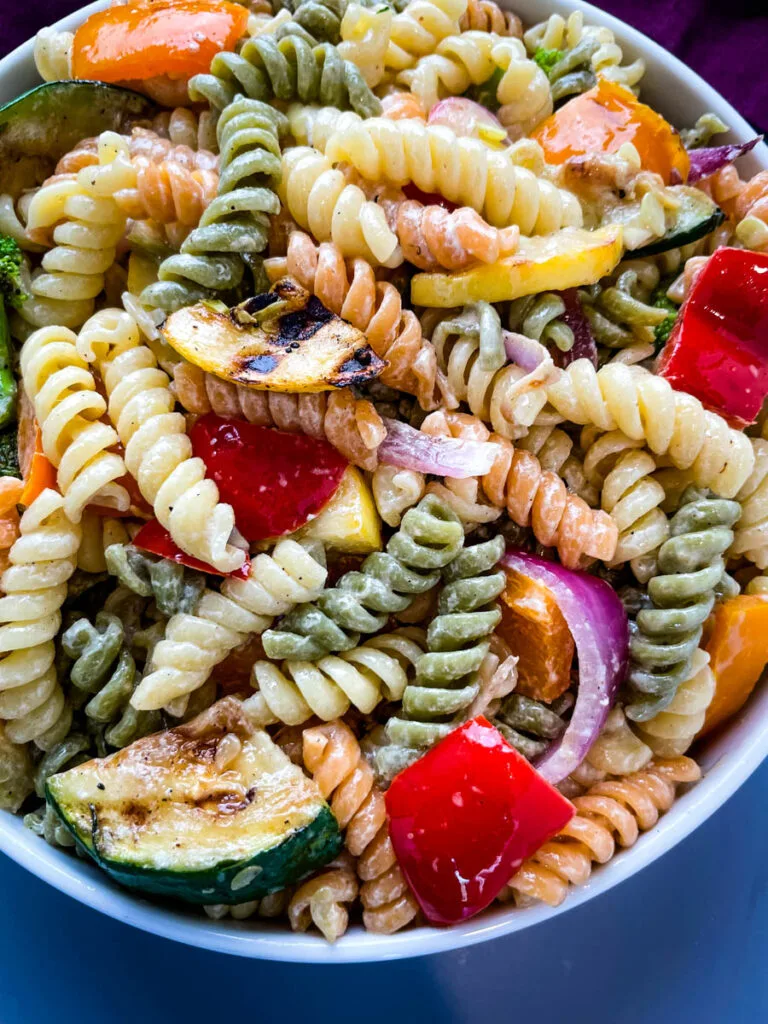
xmin=189 ymin=414 xmax=348 ymax=542
xmin=385 ymin=717 xmax=575 ymax=926
xmin=658 ymin=247 xmax=768 ymax=427
xmin=133 ymin=518 xmax=250 ymax=580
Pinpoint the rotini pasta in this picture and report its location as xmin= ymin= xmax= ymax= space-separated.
xmin=459 ymin=0 xmax=521 ymax=36
xmin=492 ymin=690 xmax=571 ymax=760
xmin=731 ymin=438 xmax=768 ymax=569
xmin=0 ymin=489 xmax=81 ymax=749
xmin=385 ymin=0 xmax=467 ymax=74
xmin=338 ymin=3 xmax=393 ymax=86
xmin=288 ymin=851 xmax=359 ymax=942
xmin=76 ymin=308 xmax=245 ymax=573
xmin=105 ymin=543 xmax=206 ymax=618
xmin=501 ymin=757 xmax=700 ymax=907
xmin=630 ymin=648 xmax=715 ymax=757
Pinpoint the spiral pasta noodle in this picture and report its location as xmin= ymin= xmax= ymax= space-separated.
xmin=20 ymin=324 xmax=130 ymax=523
xmin=17 ymin=132 xmax=134 ymax=331
xmin=105 ymin=542 xmax=206 ymax=618
xmin=583 ymin=706 xmax=652 ymax=776
xmin=76 ymin=308 xmax=245 ymax=574
xmin=731 ymin=438 xmax=768 ymax=569
xmin=131 ymin=538 xmax=328 ymax=711
xmin=288 ymin=851 xmax=359 ymax=942
xmin=630 ymin=648 xmax=715 ymax=758
xmin=279 ymin=146 xmax=400 ymax=264
xmin=501 ymin=757 xmax=700 ymax=907
xmin=0 ymin=489 xmax=81 ymax=749
xmin=265 ymin=231 xmax=453 ymax=410
xmin=396 ymin=31 xmax=500 ymax=113
xmin=506 ymin=293 xmax=573 ymax=352
xmin=188 ymin=35 xmax=381 ymax=119
xmin=385 ymin=0 xmax=467 ymax=73
xmin=581 ymin=266 xmax=669 ymax=350
xmin=492 ymin=690 xmax=571 ymax=760
xmin=261 ymin=494 xmax=464 ymax=660
xmin=543 ymin=359 xmax=755 ymax=499
xmin=300 ymin=719 xmax=420 ymax=935
xmin=492 ymin=37 xmax=553 ymax=136
xmin=323 ymin=115 xmax=583 ymax=231
xmin=459 ymin=0 xmax=521 ymax=35
xmin=249 ymin=627 xmax=425 ymax=725
xmin=33 ymin=26 xmax=73 ymax=81
xmin=624 ymin=487 xmax=740 ymax=723
xmin=338 ymin=3 xmax=393 ymax=86
xmin=141 ymin=100 xmax=286 ymax=311
xmin=422 ymin=409 xmax=619 ymax=567
xmin=377 ymin=536 xmax=504 ymax=778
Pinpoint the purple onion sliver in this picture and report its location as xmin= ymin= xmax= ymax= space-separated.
xmin=686 ymin=136 xmax=762 ymax=183
xmin=556 ymin=289 xmax=598 ymax=369
xmin=502 ymin=330 xmax=548 ymax=371
xmin=378 ymin=418 xmax=500 ymax=478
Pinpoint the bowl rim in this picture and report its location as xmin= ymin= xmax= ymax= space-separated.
xmin=1 ymin=0 xmax=767 ymax=964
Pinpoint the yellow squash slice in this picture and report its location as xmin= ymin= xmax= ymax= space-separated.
xmin=300 ymin=466 xmax=382 ymax=554
xmin=410 ymin=225 xmax=624 ymax=307
xmin=160 ymin=279 xmax=386 ymax=393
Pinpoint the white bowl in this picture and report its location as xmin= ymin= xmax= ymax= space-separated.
xmin=1 ymin=0 xmax=766 ymax=964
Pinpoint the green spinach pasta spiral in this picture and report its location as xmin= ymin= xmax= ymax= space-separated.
xmin=141 ymin=99 xmax=286 ymax=311
xmin=624 ymin=487 xmax=740 ymax=723
xmin=261 ymin=494 xmax=464 ymax=660
xmin=376 ymin=535 xmax=505 ymax=778
xmin=188 ymin=36 xmax=381 ymax=119
xmin=580 ymin=267 xmax=669 ymax=351
xmin=105 ymin=543 xmax=206 ymax=618
xmin=507 ymin=293 xmax=574 ymax=353
xmin=493 ymin=691 xmax=572 ymax=759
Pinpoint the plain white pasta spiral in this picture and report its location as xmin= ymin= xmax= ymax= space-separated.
xmin=131 ymin=539 xmax=328 ymax=711
xmin=76 ymin=308 xmax=245 ymax=574
xmin=385 ymin=0 xmax=468 ymax=73
xmin=731 ymin=438 xmax=768 ymax=569
xmin=18 ymin=132 xmax=135 ymax=331
xmin=286 ymin=104 xmax=364 ymax=151
xmin=492 ymin=37 xmax=553 ymax=135
xmin=543 ymin=359 xmax=755 ymax=499
xmin=323 ymin=116 xmax=583 ymax=231
xmin=0 ymin=490 xmax=81 ymax=749
xmin=583 ymin=430 xmax=669 ymax=582
xmin=396 ymin=31 xmax=499 ymax=112
xmin=339 ymin=3 xmax=394 ymax=87
xmin=372 ymin=465 xmax=426 ymax=527
xmin=247 ymin=628 xmax=426 ymax=726
xmin=33 ymin=26 xmax=73 ymax=81
xmin=20 ymin=324 xmax=130 ymax=522
xmin=630 ymin=649 xmax=715 ymax=756
xmin=279 ymin=147 xmax=400 ymax=265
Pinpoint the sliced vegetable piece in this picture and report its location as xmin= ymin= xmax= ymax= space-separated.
xmin=628 ymin=187 xmax=724 ymax=258
xmin=698 ymin=595 xmax=768 ymax=737
xmin=160 ymin=281 xmax=386 ymax=393
xmin=0 ymin=298 xmax=17 ymax=429
xmin=19 ymin=423 xmax=56 ymax=507
xmin=133 ymin=518 xmax=251 ymax=580
xmin=189 ymin=413 xmax=349 ymax=542
xmin=385 ymin=716 xmax=575 ymax=925
xmin=410 ymin=226 xmax=623 ymax=308
xmin=531 ymin=79 xmax=690 ymax=185
xmin=0 ymin=82 xmax=156 ymax=197
xmin=686 ymin=136 xmax=762 ymax=184
xmin=428 ymin=98 xmax=508 ymax=147
xmin=553 ymin=288 xmax=597 ymax=368
xmin=658 ymin=247 xmax=768 ymax=427
xmin=72 ymin=0 xmax=250 ymax=84
xmin=47 ymin=697 xmax=342 ymax=903
xmin=501 ymin=550 xmax=628 ymax=784
xmin=0 ymin=424 xmax=19 ymax=479
xmin=300 ymin=466 xmax=382 ymax=554
xmin=378 ymin=417 xmax=501 ymax=477
xmin=497 ymin=565 xmax=575 ymax=702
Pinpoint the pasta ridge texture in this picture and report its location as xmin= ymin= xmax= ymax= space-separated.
xmin=76 ymin=308 xmax=245 ymax=573
xmin=0 ymin=489 xmax=81 ymax=749
xmin=731 ymin=438 xmax=768 ymax=569
xmin=630 ymin=648 xmax=715 ymax=757
xmin=385 ymin=0 xmax=468 ymax=73
xmin=502 ymin=757 xmax=700 ymax=907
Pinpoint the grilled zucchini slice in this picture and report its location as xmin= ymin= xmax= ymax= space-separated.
xmin=46 ymin=698 xmax=342 ymax=904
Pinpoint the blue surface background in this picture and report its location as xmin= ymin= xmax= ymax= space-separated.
xmin=2 ymin=758 xmax=767 ymax=1022
xmin=1 ymin=2 xmax=767 ymax=1019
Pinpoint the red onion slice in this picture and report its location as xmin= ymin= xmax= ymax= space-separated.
xmin=687 ymin=136 xmax=762 ymax=183
xmin=378 ymin=418 xmax=500 ymax=478
xmin=503 ymin=330 xmax=549 ymax=372
xmin=556 ymin=289 xmax=598 ymax=368
xmin=501 ymin=550 xmax=629 ymax=784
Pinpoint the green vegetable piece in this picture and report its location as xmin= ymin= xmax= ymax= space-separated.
xmin=0 ymin=82 xmax=156 ymax=197
xmin=46 ymin=698 xmax=342 ymax=904
xmin=650 ymin=284 xmax=680 ymax=349
xmin=0 ymin=423 xmax=20 ymax=478
xmin=464 ymin=66 xmax=504 ymax=111
xmin=533 ymin=47 xmax=565 ymax=78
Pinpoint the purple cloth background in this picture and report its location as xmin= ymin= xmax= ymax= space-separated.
xmin=2 ymin=1 xmax=767 ymax=128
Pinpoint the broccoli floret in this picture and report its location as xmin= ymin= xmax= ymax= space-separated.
xmin=0 ymin=234 xmax=27 ymax=311
xmin=533 ymin=48 xmax=565 ymax=78
xmin=651 ymin=284 xmax=680 ymax=349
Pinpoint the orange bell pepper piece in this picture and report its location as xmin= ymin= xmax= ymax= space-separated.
xmin=72 ymin=0 xmax=250 ymax=84
xmin=698 ymin=595 xmax=768 ymax=737
xmin=531 ymin=79 xmax=690 ymax=186
xmin=19 ymin=423 xmax=56 ymax=507
xmin=496 ymin=566 xmax=574 ymax=702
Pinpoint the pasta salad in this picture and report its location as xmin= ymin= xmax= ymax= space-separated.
xmin=0 ymin=0 xmax=765 ymax=941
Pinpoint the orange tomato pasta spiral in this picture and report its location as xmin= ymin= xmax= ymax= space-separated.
xmin=380 ymin=92 xmax=427 ymax=121
xmin=301 ymin=719 xmax=420 ymax=935
xmin=172 ymin=361 xmax=385 ymax=472
xmin=422 ymin=409 xmax=618 ymax=567
xmin=288 ymin=851 xmax=359 ymax=943
xmin=264 ymin=231 xmax=455 ymax=411
xmin=459 ymin=0 xmax=522 ymax=36
xmin=500 ymin=757 xmax=701 ymax=907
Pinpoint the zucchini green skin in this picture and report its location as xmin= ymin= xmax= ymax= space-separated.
xmin=47 ymin=790 xmax=342 ymax=904
xmin=631 ymin=194 xmax=726 ymax=259
xmin=0 ymin=82 xmax=156 ymax=197
xmin=0 ymin=299 xmax=17 ymax=428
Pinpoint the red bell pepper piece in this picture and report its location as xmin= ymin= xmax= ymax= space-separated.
xmin=133 ymin=518 xmax=251 ymax=580
xmin=385 ymin=717 xmax=575 ymax=926
xmin=658 ymin=247 xmax=768 ymax=428
xmin=189 ymin=414 xmax=348 ymax=542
